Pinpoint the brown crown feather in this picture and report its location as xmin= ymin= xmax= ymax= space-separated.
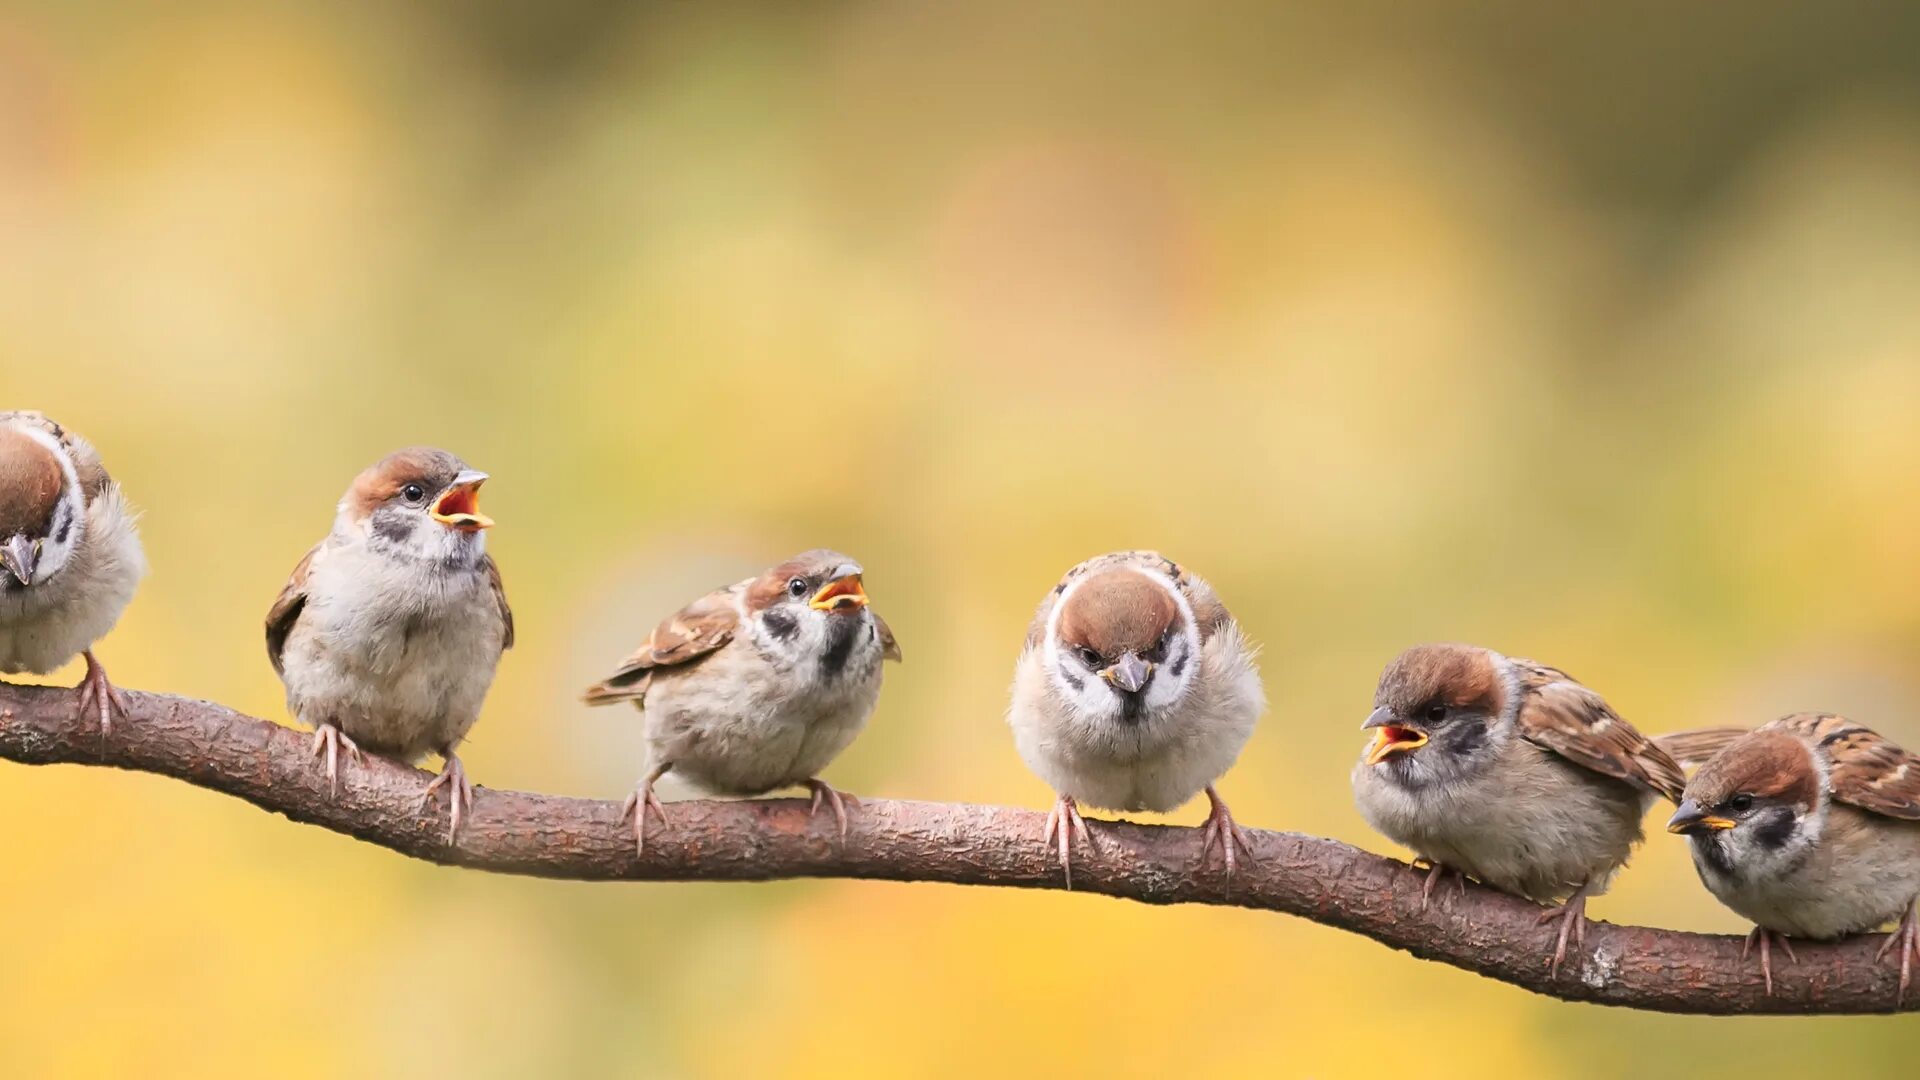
xmin=1056 ymin=568 xmax=1182 ymax=659
xmin=742 ymin=549 xmax=859 ymax=612
xmin=345 ymin=447 xmax=466 ymax=519
xmin=0 ymin=425 xmax=66 ymax=536
xmin=1685 ymin=729 xmax=1821 ymax=810
xmin=1374 ymin=643 xmax=1505 ymax=715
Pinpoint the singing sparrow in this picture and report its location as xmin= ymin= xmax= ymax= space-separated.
xmin=1352 ymin=643 xmax=1687 ymax=976
xmin=266 ymin=448 xmax=513 ymax=841
xmin=0 ymin=411 xmax=145 ymax=733
xmin=1669 ymin=713 xmax=1920 ymax=1000
xmin=583 ymin=549 xmax=900 ymax=855
xmin=1007 ymin=551 xmax=1265 ymax=886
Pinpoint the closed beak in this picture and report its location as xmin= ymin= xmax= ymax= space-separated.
xmin=431 ymin=470 xmax=494 ymax=532
xmin=1362 ymin=707 xmax=1428 ymax=765
xmin=1 ymin=534 xmax=36 ymax=586
xmin=1667 ymin=800 xmax=1737 ymax=835
xmin=1103 ymin=651 xmax=1153 ymax=694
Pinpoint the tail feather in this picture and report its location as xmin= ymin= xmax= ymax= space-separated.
xmin=581 ymin=669 xmax=650 ymax=708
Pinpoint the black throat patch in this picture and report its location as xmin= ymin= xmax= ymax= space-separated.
xmin=817 ymin=614 xmax=862 ymax=678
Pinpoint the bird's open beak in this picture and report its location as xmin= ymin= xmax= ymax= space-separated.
xmin=810 ymin=573 xmax=868 ymax=613
xmin=1102 ymin=651 xmax=1154 ymax=694
xmin=1667 ymin=800 xmax=1737 ymax=835
xmin=1 ymin=534 xmax=37 ymax=586
xmin=1362 ymin=706 xmax=1429 ymax=765
xmin=431 ymin=471 xmax=494 ymax=532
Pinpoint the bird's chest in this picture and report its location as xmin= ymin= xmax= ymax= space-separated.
xmin=297 ymin=558 xmax=496 ymax=681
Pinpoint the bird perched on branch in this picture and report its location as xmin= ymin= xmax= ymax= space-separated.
xmin=1352 ymin=643 xmax=1688 ymax=977
xmin=1008 ymin=551 xmax=1265 ymax=886
xmin=266 ymin=448 xmax=513 ymax=842
xmin=583 ymin=549 xmax=900 ymax=855
xmin=0 ymin=411 xmax=145 ymax=734
xmin=1669 ymin=713 xmax=1920 ymax=1001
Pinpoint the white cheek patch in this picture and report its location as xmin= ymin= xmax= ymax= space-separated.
xmin=1044 ymin=564 xmax=1202 ymax=716
xmin=1142 ymin=629 xmax=1199 ymax=711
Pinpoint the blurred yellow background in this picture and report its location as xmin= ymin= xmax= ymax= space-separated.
xmin=6 ymin=1 xmax=1920 ymax=1075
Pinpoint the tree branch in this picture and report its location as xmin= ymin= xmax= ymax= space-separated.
xmin=1 ymin=681 xmax=1912 ymax=1015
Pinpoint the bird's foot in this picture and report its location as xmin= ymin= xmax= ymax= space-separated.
xmin=421 ymin=752 xmax=474 ymax=845
xmin=76 ymin=650 xmax=128 ymax=738
xmin=1416 ymin=861 xmax=1469 ymax=911
xmin=804 ymin=778 xmax=857 ymax=841
xmin=309 ymin=723 xmax=363 ymax=798
xmin=1873 ymin=902 xmax=1919 ymax=1006
xmin=622 ymin=764 xmax=672 ymax=858
xmin=1743 ymin=925 xmax=1797 ymax=997
xmin=1538 ymin=884 xmax=1593 ymax=980
xmin=1196 ymin=785 xmax=1251 ymax=880
xmin=1042 ymin=794 xmax=1097 ymax=890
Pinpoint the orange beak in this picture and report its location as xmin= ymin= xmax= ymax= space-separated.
xmin=1362 ymin=707 xmax=1429 ymax=765
xmin=809 ymin=574 xmax=868 ymax=613
xmin=431 ymin=471 xmax=494 ymax=532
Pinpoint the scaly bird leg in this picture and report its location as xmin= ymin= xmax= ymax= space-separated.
xmin=804 ymin=778 xmax=857 ymax=841
xmin=76 ymin=650 xmax=129 ymax=737
xmin=1873 ymin=901 xmax=1919 ymax=1006
xmin=621 ymin=761 xmax=673 ymax=858
xmin=1042 ymin=794 xmax=1097 ymax=890
xmin=1538 ymin=881 xmax=1594 ymax=980
xmin=1196 ymin=785 xmax=1252 ymax=880
xmin=309 ymin=722 xmax=363 ymax=798
xmin=1743 ymin=925 xmax=1798 ymax=997
xmin=421 ymin=752 xmax=475 ymax=845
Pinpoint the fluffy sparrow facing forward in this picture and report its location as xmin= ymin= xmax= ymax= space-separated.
xmin=266 ymin=448 xmax=513 ymax=841
xmin=1353 ymin=643 xmax=1687 ymax=976
xmin=582 ymin=549 xmax=900 ymax=855
xmin=1008 ymin=551 xmax=1265 ymax=886
xmin=0 ymin=411 xmax=145 ymax=733
xmin=1669 ymin=713 xmax=1920 ymax=1000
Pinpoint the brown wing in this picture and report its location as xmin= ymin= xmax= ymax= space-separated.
xmin=1652 ymin=726 xmax=1751 ymax=770
xmin=265 ymin=544 xmax=320 ymax=676
xmin=581 ymin=583 xmax=742 ymax=707
xmin=483 ymin=555 xmax=515 ymax=651
xmin=1766 ymin=713 xmax=1920 ymax=821
xmin=1511 ymin=659 xmax=1687 ymax=802
xmin=874 ymin=611 xmax=902 ymax=662
xmin=0 ymin=411 xmax=112 ymax=502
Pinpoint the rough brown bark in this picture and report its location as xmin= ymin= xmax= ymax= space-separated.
xmin=2 ymin=680 xmax=1914 ymax=1015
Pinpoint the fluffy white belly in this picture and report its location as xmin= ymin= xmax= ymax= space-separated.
xmin=644 ymin=655 xmax=882 ymax=797
xmin=279 ymin=554 xmax=502 ymax=762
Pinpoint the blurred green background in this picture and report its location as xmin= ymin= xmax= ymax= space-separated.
xmin=6 ymin=1 xmax=1920 ymax=1075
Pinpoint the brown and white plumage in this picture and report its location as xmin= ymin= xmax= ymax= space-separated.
xmin=583 ymin=549 xmax=900 ymax=854
xmin=1008 ymin=551 xmax=1265 ymax=885
xmin=0 ymin=411 xmax=145 ymax=732
xmin=266 ymin=448 xmax=512 ymax=841
xmin=1352 ymin=643 xmax=1685 ymax=976
xmin=1669 ymin=713 xmax=1920 ymax=999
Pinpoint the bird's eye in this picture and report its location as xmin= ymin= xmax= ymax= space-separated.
xmin=1078 ymin=647 xmax=1102 ymax=668
xmin=1424 ymin=703 xmax=1447 ymax=724
xmin=1728 ymin=793 xmax=1754 ymax=814
xmin=401 ymin=483 xmax=427 ymax=504
xmin=787 ymin=577 xmax=809 ymax=598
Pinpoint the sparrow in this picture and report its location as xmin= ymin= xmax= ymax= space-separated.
xmin=1352 ymin=643 xmax=1687 ymax=977
xmin=1668 ymin=713 xmax=1920 ymax=1001
xmin=1007 ymin=551 xmax=1265 ymax=887
xmin=582 ymin=549 xmax=900 ymax=855
xmin=0 ymin=411 xmax=145 ymax=734
xmin=265 ymin=448 xmax=513 ymax=842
